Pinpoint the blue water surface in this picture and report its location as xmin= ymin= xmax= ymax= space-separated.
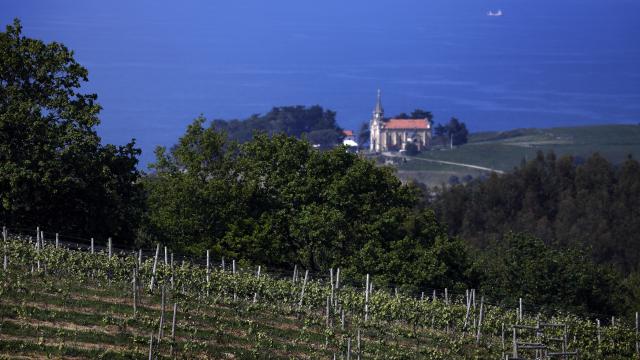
xmin=2 ymin=0 xmax=639 ymax=167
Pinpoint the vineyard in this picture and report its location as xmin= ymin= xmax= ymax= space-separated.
xmin=0 ymin=230 xmax=639 ymax=359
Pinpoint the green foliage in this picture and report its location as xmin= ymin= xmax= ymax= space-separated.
xmin=433 ymin=117 xmax=468 ymax=146
xmin=211 ymin=105 xmax=343 ymax=148
xmin=430 ymin=151 xmax=640 ymax=274
xmin=0 ymin=19 xmax=143 ymax=243
xmin=3 ymin=237 xmax=638 ymax=359
xmin=143 ymin=118 xmax=470 ymax=290
xmin=392 ymin=109 xmax=433 ymax=123
xmin=429 ymin=151 xmax=640 ymax=315
xmin=476 ymin=232 xmax=625 ymax=316
xmin=404 ymin=142 xmax=419 ymax=156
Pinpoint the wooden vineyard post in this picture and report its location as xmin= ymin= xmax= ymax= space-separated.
xmin=364 ymin=274 xmax=370 ymax=322
xmin=433 ymin=289 xmax=437 ymax=302
xmin=206 ymin=250 xmax=210 ymax=295
xmin=170 ymin=253 xmax=174 ymax=289
xmin=148 ymin=333 xmax=154 ymax=360
xmin=55 ymin=233 xmax=59 ymax=248
xmin=334 ymin=267 xmax=341 ymax=308
xmin=36 ymin=231 xmax=41 ymax=271
xmin=330 ymin=268 xmax=335 ymax=309
xmin=512 ymin=327 xmax=518 ymax=359
xmin=149 ymin=244 xmax=160 ymax=291
xmin=232 ymin=259 xmax=237 ymax=302
xmin=636 ymin=311 xmax=638 ymax=355
xmin=476 ymin=296 xmax=484 ymax=344
xmin=158 ymin=285 xmax=166 ymax=339
xmin=108 ymin=237 xmax=112 ymax=259
xmin=292 ymin=265 xmax=297 ymax=283
xmin=91 ymin=238 xmax=94 ymax=254
xmin=164 ymin=246 xmax=168 ymax=265
xmin=357 ymin=328 xmax=361 ymax=360
xmin=519 ymin=298 xmax=523 ymax=322
xmin=221 ymin=257 xmax=225 ymax=271
xmin=297 ymin=270 xmax=309 ymax=311
xmin=463 ymin=290 xmax=471 ymax=332
xmin=445 ymin=287 xmax=450 ymax=333
xmin=3 ymin=241 xmax=7 ymax=272
xmin=596 ymin=319 xmax=601 ymax=345
xmin=253 ymin=265 xmax=261 ymax=303
xmin=170 ymin=302 xmax=178 ymax=357
xmin=341 ymin=309 xmax=345 ymax=330
xmin=138 ymin=249 xmax=142 ymax=268
xmin=326 ymin=296 xmax=331 ymax=327
xmin=347 ymin=337 xmax=351 ymax=360
xmin=501 ymin=323 xmax=505 ymax=358
xmin=2 ymin=227 xmax=6 ymax=272
xmin=133 ymin=268 xmax=137 ymax=316
xmin=471 ymin=289 xmax=476 ymax=329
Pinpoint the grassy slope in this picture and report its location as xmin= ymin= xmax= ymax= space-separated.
xmin=396 ymin=124 xmax=640 ymax=185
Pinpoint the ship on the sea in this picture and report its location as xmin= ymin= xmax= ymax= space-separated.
xmin=487 ymin=10 xmax=503 ymax=17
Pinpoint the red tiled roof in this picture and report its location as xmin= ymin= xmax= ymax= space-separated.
xmin=342 ymin=130 xmax=354 ymax=136
xmin=385 ymin=119 xmax=429 ymax=129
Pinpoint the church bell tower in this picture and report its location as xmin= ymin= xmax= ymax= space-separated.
xmin=370 ymin=89 xmax=384 ymax=152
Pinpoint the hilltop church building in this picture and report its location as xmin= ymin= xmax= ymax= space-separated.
xmin=369 ymin=90 xmax=431 ymax=152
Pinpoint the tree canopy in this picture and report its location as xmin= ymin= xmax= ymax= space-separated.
xmin=0 ymin=19 xmax=144 ymax=242
xmin=211 ymin=105 xmax=343 ymax=148
xmin=475 ymin=232 xmax=625 ymax=316
xmin=434 ymin=117 xmax=469 ymax=146
xmin=428 ymin=151 xmax=640 ymax=275
xmin=143 ymin=118 xmax=471 ymax=291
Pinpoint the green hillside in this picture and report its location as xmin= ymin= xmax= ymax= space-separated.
xmin=1 ymin=236 xmax=637 ymax=359
xmin=395 ymin=124 xmax=640 ymax=186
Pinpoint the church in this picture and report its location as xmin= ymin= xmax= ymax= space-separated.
xmin=369 ymin=90 xmax=432 ymax=152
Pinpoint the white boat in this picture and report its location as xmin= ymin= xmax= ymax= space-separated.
xmin=487 ymin=10 xmax=503 ymax=17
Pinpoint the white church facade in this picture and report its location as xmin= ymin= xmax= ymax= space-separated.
xmin=369 ymin=90 xmax=431 ymax=152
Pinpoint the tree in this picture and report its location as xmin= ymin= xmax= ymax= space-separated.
xmin=213 ymin=105 xmax=343 ymax=147
xmin=142 ymin=115 xmax=238 ymax=254
xmin=428 ymin=151 xmax=640 ymax=276
xmin=410 ymin=109 xmax=434 ymax=124
xmin=432 ymin=118 xmax=468 ymax=146
xmin=476 ymin=232 xmax=625 ymax=315
xmin=445 ymin=117 xmax=468 ymax=146
xmin=0 ymin=19 xmax=144 ymax=243
xmin=405 ymin=142 xmax=419 ymax=156
xmin=144 ymin=120 xmax=471 ymax=290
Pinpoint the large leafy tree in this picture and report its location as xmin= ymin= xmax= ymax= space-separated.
xmin=0 ymin=19 xmax=143 ymax=243
xmin=145 ymin=117 xmax=471 ymax=289
xmin=432 ymin=117 xmax=469 ymax=146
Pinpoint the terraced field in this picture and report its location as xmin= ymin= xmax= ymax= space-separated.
xmin=0 ymin=235 xmax=637 ymax=359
